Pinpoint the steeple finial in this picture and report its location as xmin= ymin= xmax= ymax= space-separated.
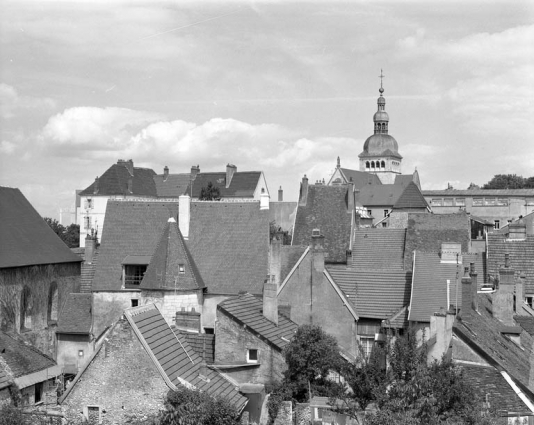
xmin=379 ymin=69 xmax=385 ymax=94
xmin=337 ymin=156 xmax=340 ymax=168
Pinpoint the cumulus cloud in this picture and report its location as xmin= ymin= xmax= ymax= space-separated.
xmin=0 ymin=83 xmax=56 ymax=119
xmin=0 ymin=141 xmax=17 ymax=154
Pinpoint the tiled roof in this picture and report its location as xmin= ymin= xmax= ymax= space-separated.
xmin=393 ymin=182 xmax=429 ymax=210
xmin=125 ymin=304 xmax=247 ymax=410
xmin=280 ymin=246 xmax=307 ymax=282
xmin=57 ymin=293 xmax=93 ymax=334
xmin=339 ymin=168 xmax=382 ymax=189
xmin=176 ymin=331 xmax=215 ymax=364
xmin=153 ymin=174 xmax=191 ymax=197
xmin=326 ymin=267 xmax=411 ymax=325
xmin=80 ymin=252 xmax=97 ymax=293
xmin=0 ymin=332 xmax=57 ymax=378
xmin=514 ymin=316 xmax=534 ymax=337
xmin=487 ymin=233 xmax=534 ymax=294
xmin=0 ymin=187 xmax=82 ymax=269
xmin=0 ymin=360 xmax=11 ymax=390
xmin=217 ymin=293 xmax=298 ymax=351
xmin=188 ymin=202 xmax=269 ymax=295
xmin=356 ymin=184 xmax=405 ymax=207
xmin=79 ymin=162 xmax=157 ymax=197
xmin=453 ymin=294 xmax=534 ymax=397
xmin=458 ymin=363 xmax=532 ymax=413
xmin=352 ymin=228 xmax=406 ymax=269
xmin=189 ymin=172 xmax=262 ymax=198
xmin=292 ymin=185 xmax=352 ymax=263
xmin=92 ymin=201 xmax=178 ymax=290
xmin=422 ymin=189 xmax=534 ymax=197
xmin=409 ymin=251 xmax=486 ymax=322
xmin=141 ymin=219 xmax=205 ymax=291
xmin=394 ymin=174 xmax=416 ymax=188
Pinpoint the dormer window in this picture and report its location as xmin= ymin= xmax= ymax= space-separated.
xmin=121 ymin=255 xmax=151 ymax=288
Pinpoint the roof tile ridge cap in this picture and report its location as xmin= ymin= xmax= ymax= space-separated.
xmin=127 ymin=304 xmax=157 ymax=317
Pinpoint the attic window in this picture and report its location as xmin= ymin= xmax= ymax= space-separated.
xmin=123 ymin=265 xmax=147 ymax=287
xmin=247 ymin=349 xmax=259 ymax=363
xmin=179 ymin=264 xmax=185 ymax=274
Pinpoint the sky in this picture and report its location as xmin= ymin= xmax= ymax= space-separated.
xmin=1 ymin=0 xmax=533 ymax=220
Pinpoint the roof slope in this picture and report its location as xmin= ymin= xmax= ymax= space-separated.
xmin=92 ymin=201 xmax=178 ymax=290
xmin=57 ymin=293 xmax=93 ymax=334
xmin=357 ymin=184 xmax=405 ymax=207
xmin=190 ymin=172 xmax=262 ymax=198
xmin=153 ymin=174 xmax=191 ymax=197
xmin=177 ymin=331 xmax=215 ymax=364
xmin=352 ymin=228 xmax=406 ymax=269
xmin=0 ymin=360 xmax=11 ymax=390
xmin=188 ymin=202 xmax=269 ymax=295
xmin=326 ymin=267 xmax=411 ymax=324
xmin=393 ymin=182 xmax=429 ymax=210
xmin=0 ymin=332 xmax=56 ymax=378
xmin=141 ymin=219 xmax=205 ymax=291
xmin=292 ymin=185 xmax=352 ymax=263
xmin=422 ymin=189 xmax=534 ymax=197
xmin=79 ymin=162 xmax=157 ymax=197
xmin=515 ymin=316 xmax=534 ymax=336
xmin=218 ymin=293 xmax=298 ymax=351
xmin=339 ymin=168 xmax=382 ymax=189
xmin=0 ymin=187 xmax=82 ymax=268
xmin=487 ymin=233 xmax=534 ymax=294
xmin=409 ymin=251 xmax=485 ymax=322
xmin=125 ymin=304 xmax=247 ymax=410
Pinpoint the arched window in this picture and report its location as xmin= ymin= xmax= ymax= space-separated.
xmin=20 ymin=286 xmax=32 ymax=331
xmin=381 ymin=160 xmax=385 ymax=168
xmin=48 ymin=282 xmax=58 ymax=322
xmin=365 ymin=161 xmax=370 ymax=170
xmin=371 ymin=161 xmax=375 ymax=169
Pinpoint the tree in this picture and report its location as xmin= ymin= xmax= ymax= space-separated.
xmin=482 ymin=174 xmax=534 ymax=189
xmin=199 ymin=182 xmax=221 ymax=201
xmin=43 ymin=218 xmax=80 ymax=248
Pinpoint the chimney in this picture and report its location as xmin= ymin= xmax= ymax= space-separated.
xmin=500 ymin=253 xmax=515 ymax=286
xmin=347 ymin=182 xmax=354 ymax=213
xmin=226 ymin=164 xmax=237 ymax=188
xmin=299 ymin=175 xmax=309 ymax=206
xmin=461 ymin=267 xmax=473 ymax=317
xmin=199 ymin=360 xmax=209 ymax=381
xmin=278 ymin=186 xmax=283 ymax=202
xmin=494 ymin=254 xmax=515 ymax=325
xmin=516 ymin=273 xmax=525 ymax=313
xmin=337 ymin=156 xmax=340 ymax=169
xmin=260 ymin=188 xmax=270 ymax=210
xmin=469 ymin=262 xmax=478 ymax=313
xmin=93 ymin=176 xmax=100 ymax=195
xmin=263 ymin=279 xmax=278 ymax=325
xmin=178 ymin=194 xmax=191 ymax=240
xmin=311 ymin=229 xmax=325 ymax=273
xmin=118 ymin=159 xmax=134 ymax=176
xmin=270 ymin=236 xmax=282 ymax=285
xmin=127 ymin=177 xmax=133 ymax=193
xmin=191 ymin=165 xmax=200 ymax=179
xmin=163 ymin=166 xmax=169 ymax=181
xmin=85 ymin=232 xmax=97 ymax=264
xmin=429 ymin=308 xmax=455 ymax=361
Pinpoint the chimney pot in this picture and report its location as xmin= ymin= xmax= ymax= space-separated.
xmin=163 ymin=166 xmax=169 ymax=181
xmin=93 ymin=176 xmax=100 ymax=195
xmin=191 ymin=165 xmax=200 ymax=179
xmin=299 ymin=175 xmax=309 ymax=206
xmin=278 ymin=186 xmax=283 ymax=202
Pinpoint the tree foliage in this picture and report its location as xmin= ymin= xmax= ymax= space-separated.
xmin=482 ymin=174 xmax=534 ymax=190
xmin=43 ymin=217 xmax=80 ymax=248
xmin=199 ymin=182 xmax=221 ymax=201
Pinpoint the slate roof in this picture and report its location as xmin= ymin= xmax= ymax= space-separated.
xmin=280 ymin=246 xmax=307 ymax=283
xmin=351 ymin=228 xmax=406 ymax=269
xmin=153 ymin=174 xmax=191 ymax=197
xmin=57 ymin=293 xmax=93 ymax=334
xmin=217 ymin=293 xmax=298 ymax=351
xmin=487 ymin=233 xmax=534 ymax=294
xmin=0 ymin=332 xmax=57 ymax=378
xmin=177 ymin=331 xmax=215 ymax=364
xmin=79 ymin=162 xmax=157 ymax=197
xmin=0 ymin=187 xmax=82 ymax=269
xmin=141 ymin=218 xmax=205 ymax=291
xmin=409 ymin=251 xmax=486 ymax=322
xmin=422 ymin=189 xmax=534 ymax=197
xmin=292 ymin=185 xmax=352 ymax=263
xmin=514 ymin=316 xmax=534 ymax=337
xmin=394 ymin=174 xmax=415 ymax=188
xmin=326 ymin=267 xmax=411 ymax=325
xmin=356 ymin=184 xmax=405 ymax=207
xmin=393 ymin=182 xmax=429 ymax=210
xmin=125 ymin=304 xmax=247 ymax=410
xmin=92 ymin=201 xmax=178 ymax=291
xmin=453 ymin=294 xmax=534 ymax=398
xmin=188 ymin=202 xmax=269 ymax=295
xmin=189 ymin=172 xmax=262 ymax=198
xmin=0 ymin=361 xmax=11 ymax=390
xmin=339 ymin=168 xmax=382 ymax=189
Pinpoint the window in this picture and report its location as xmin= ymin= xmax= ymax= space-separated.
xmin=204 ymin=327 xmax=214 ymax=334
xmin=494 ymin=220 xmax=500 ymax=230
xmin=359 ymin=337 xmax=374 ymax=360
xmin=382 ymin=222 xmax=387 ymax=228
xmin=443 ymin=198 xmax=453 ymax=207
xmin=485 ymin=198 xmax=497 ymax=206
xmin=124 ymin=265 xmax=147 ymax=287
xmin=78 ymin=350 xmax=84 ymax=357
xmin=508 ymin=219 xmax=513 ymax=225
xmin=84 ymin=198 xmax=93 ymax=210
xmin=365 ymin=161 xmax=370 ymax=170
xmin=48 ymin=282 xmax=58 ymax=322
xmin=473 ymin=198 xmax=484 ymax=206
xmin=179 ymin=264 xmax=185 ymax=274
xmin=455 ymin=198 xmax=465 ymax=207
xmin=367 ymin=209 xmax=372 ymax=217
xmin=84 ymin=215 xmax=92 ymax=230
xmin=34 ymin=382 xmax=43 ymax=404
xmin=497 ymin=198 xmax=509 ymax=206
xmin=432 ymin=198 xmax=443 ymax=206
xmin=381 ymin=160 xmax=385 ymax=168
xmin=383 ymin=209 xmax=389 ymax=218
xmin=131 ymin=299 xmax=139 ymax=307
xmin=371 ymin=161 xmax=375 ymax=169
xmin=247 ymin=349 xmax=259 ymax=363
xmin=20 ymin=286 xmax=32 ymax=331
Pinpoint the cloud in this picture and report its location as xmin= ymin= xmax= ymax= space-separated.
xmin=0 ymin=83 xmax=56 ymax=119
xmin=0 ymin=141 xmax=17 ymax=154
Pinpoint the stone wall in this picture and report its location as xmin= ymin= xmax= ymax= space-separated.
xmin=56 ymin=333 xmax=93 ymax=374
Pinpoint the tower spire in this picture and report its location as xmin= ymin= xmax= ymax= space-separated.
xmin=379 ymin=69 xmax=385 ymax=91
xmin=374 ymin=70 xmax=388 ymax=135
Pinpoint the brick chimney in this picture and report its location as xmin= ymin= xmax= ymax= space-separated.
xmin=311 ymin=229 xmax=325 ymax=273
xmin=191 ymin=165 xmax=200 ymax=179
xmin=299 ymin=175 xmax=309 ymax=206
xmin=461 ymin=267 xmax=473 ymax=318
xmin=260 ymin=188 xmax=270 ymax=210
xmin=178 ymin=194 xmax=190 ymax=240
xmin=163 ymin=166 xmax=169 ymax=181
xmin=263 ymin=278 xmax=278 ymax=325
xmin=278 ymin=186 xmax=283 ymax=202
xmin=469 ymin=262 xmax=478 ymax=313
xmin=226 ymin=164 xmax=237 ymax=188
xmin=93 ymin=177 xmax=99 ymax=195
xmin=494 ymin=253 xmax=515 ymax=325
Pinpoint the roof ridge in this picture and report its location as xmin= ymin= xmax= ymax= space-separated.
xmin=126 ymin=304 xmax=158 ymax=317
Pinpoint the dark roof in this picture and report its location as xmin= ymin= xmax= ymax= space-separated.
xmin=352 ymin=228 xmax=406 ymax=269
xmin=79 ymin=161 xmax=157 ymax=197
xmin=409 ymin=251 xmax=485 ymax=322
xmin=188 ymin=202 xmax=269 ymax=295
xmin=487 ymin=233 xmax=534 ymax=294
xmin=141 ymin=219 xmax=205 ymax=290
xmin=394 ymin=174 xmax=415 ymax=188
xmin=292 ymin=185 xmax=352 ymax=263
xmin=326 ymin=267 xmax=411 ymax=325
xmin=393 ymin=182 xmax=429 ymax=210
xmin=422 ymin=189 xmax=534 ymax=197
xmin=126 ymin=304 xmax=247 ymax=410
xmin=0 ymin=187 xmax=82 ymax=269
xmin=190 ymin=172 xmax=262 ymax=198
xmin=218 ymin=293 xmax=298 ymax=351
xmin=356 ymin=184 xmax=405 ymax=207
xmin=339 ymin=168 xmax=382 ymax=189
xmin=0 ymin=363 xmax=11 ymax=390
xmin=0 ymin=332 xmax=56 ymax=378
xmin=153 ymin=173 xmax=191 ymax=197
xmin=92 ymin=201 xmax=178 ymax=290
xmin=280 ymin=246 xmax=307 ymax=282
xmin=57 ymin=293 xmax=93 ymax=334
xmin=453 ymin=294 xmax=534 ymax=397
xmin=515 ymin=316 xmax=534 ymax=337
xmin=178 ymin=331 xmax=215 ymax=364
